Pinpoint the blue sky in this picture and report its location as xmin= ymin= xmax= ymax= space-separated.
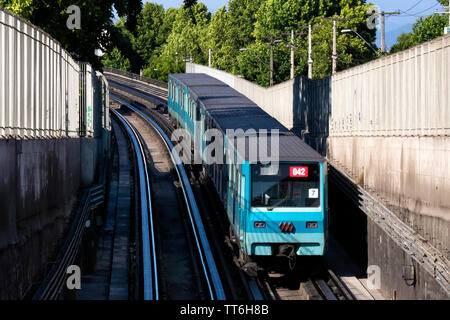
xmin=142 ymin=0 xmax=446 ymax=49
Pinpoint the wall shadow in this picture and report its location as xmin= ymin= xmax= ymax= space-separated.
xmin=292 ymin=76 xmax=331 ymax=157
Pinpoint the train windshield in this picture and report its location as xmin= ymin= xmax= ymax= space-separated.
xmin=251 ymin=163 xmax=321 ymax=208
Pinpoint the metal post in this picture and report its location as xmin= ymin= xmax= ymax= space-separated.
xmin=208 ymin=48 xmax=212 ymax=67
xmin=380 ymin=11 xmax=400 ymax=52
xmin=381 ymin=12 xmax=385 ymax=52
xmin=290 ymin=30 xmax=295 ymax=80
xmin=332 ymin=20 xmax=337 ymax=75
xmin=270 ymin=36 xmax=274 ymax=87
xmin=308 ymin=24 xmax=313 ymax=79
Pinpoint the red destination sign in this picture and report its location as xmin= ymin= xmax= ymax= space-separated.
xmin=290 ymin=166 xmax=308 ymax=178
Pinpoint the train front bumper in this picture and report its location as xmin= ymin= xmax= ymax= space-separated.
xmin=245 ymin=210 xmax=326 ymax=256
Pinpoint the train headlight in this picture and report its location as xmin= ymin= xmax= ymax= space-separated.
xmin=306 ymin=222 xmax=318 ymax=229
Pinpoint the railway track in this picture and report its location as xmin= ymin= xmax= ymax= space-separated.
xmin=110 ymin=108 xmax=158 ymax=299
xmin=261 ymin=264 xmax=356 ymax=300
xmin=111 ymin=102 xmax=225 ymax=300
xmin=106 ymin=73 xmax=168 ymax=105
xmin=107 ymin=84 xmax=262 ymax=300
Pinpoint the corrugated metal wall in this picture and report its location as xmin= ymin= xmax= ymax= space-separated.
xmin=331 ymin=35 xmax=450 ymax=137
xmin=187 ymin=34 xmax=450 ymax=139
xmin=0 ymin=8 xmax=110 ymax=139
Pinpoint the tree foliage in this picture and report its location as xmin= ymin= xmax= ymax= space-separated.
xmin=390 ymin=14 xmax=447 ymax=54
xmin=108 ymin=0 xmax=378 ymax=84
xmin=0 ymin=0 xmax=142 ymax=69
xmin=102 ymin=47 xmax=131 ymax=71
xmin=1 ymin=0 xmax=384 ymax=84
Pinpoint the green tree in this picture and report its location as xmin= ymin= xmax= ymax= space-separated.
xmin=146 ymin=2 xmax=210 ymax=81
xmin=183 ymin=0 xmax=197 ymax=9
xmin=390 ymin=32 xmax=415 ymax=53
xmin=101 ymin=47 xmax=131 ymax=71
xmin=0 ymin=0 xmax=142 ymax=69
xmin=228 ymin=0 xmax=265 ymax=49
xmin=390 ymin=14 xmax=447 ymax=54
xmin=133 ymin=2 xmax=167 ymax=64
xmin=110 ymin=18 xmax=142 ymax=72
xmin=203 ymin=6 xmax=237 ymax=72
xmin=245 ymin=0 xmax=377 ymax=83
xmin=0 ymin=0 xmax=35 ymax=19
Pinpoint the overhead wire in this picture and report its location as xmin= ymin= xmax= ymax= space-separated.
xmin=399 ymin=2 xmax=440 ymax=17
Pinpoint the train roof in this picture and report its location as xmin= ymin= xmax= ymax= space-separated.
xmin=169 ymin=73 xmax=325 ymax=163
xmin=170 ymin=73 xmax=227 ymax=87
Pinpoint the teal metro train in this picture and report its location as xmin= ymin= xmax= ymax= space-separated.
xmin=168 ymin=73 xmax=328 ymax=268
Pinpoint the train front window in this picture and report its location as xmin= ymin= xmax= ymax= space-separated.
xmin=251 ymin=163 xmax=321 ymax=208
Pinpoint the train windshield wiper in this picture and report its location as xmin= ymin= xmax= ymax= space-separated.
xmin=267 ymin=197 xmax=289 ymax=211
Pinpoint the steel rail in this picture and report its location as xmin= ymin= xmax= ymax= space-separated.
xmin=103 ymin=67 xmax=168 ymax=90
xmin=110 ymin=108 xmax=159 ymax=300
xmin=327 ymin=269 xmax=356 ymax=300
xmin=108 ymin=80 xmax=168 ymax=107
xmin=105 ymin=74 xmax=168 ymax=98
xmin=315 ymin=279 xmax=338 ymax=300
xmin=111 ymin=95 xmax=226 ymax=300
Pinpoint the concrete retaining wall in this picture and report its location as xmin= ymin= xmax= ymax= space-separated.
xmin=328 ymin=135 xmax=450 ymax=259
xmin=368 ymin=218 xmax=449 ymax=299
xmin=0 ymin=138 xmax=81 ymax=299
xmin=186 ymin=63 xmax=295 ymax=129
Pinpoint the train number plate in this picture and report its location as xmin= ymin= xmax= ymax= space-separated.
xmin=290 ymin=166 xmax=309 ymax=178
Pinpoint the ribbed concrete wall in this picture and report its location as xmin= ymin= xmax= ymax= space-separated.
xmin=0 ymin=8 xmax=81 ymax=138
xmin=185 ymin=63 xmax=295 ymax=129
xmin=331 ymin=35 xmax=450 ymax=137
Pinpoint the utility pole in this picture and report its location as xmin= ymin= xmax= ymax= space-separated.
xmin=290 ymin=29 xmax=295 ymax=80
xmin=288 ymin=27 xmax=308 ymax=79
xmin=436 ymin=1 xmax=450 ymax=33
xmin=324 ymin=17 xmax=349 ymax=74
xmin=208 ymin=48 xmax=212 ymax=67
xmin=308 ymin=24 xmax=313 ymax=79
xmin=380 ymin=11 xmax=400 ymax=52
xmin=332 ymin=20 xmax=337 ymax=74
xmin=270 ymin=36 xmax=274 ymax=87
